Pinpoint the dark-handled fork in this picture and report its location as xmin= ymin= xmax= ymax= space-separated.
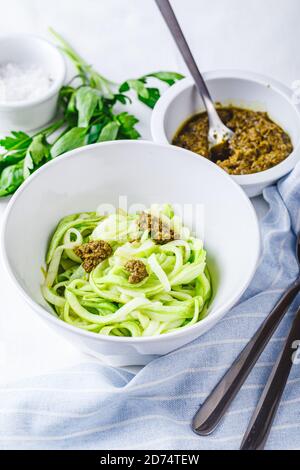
xmin=240 ymin=304 xmax=300 ymax=450
xmin=192 ymin=233 xmax=300 ymax=436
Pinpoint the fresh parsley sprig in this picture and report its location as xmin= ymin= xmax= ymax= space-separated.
xmin=0 ymin=30 xmax=184 ymax=197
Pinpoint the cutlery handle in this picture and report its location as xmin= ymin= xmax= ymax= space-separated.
xmin=240 ymin=305 xmax=300 ymax=450
xmin=192 ymin=279 xmax=300 ymax=435
xmin=154 ymin=0 xmax=216 ymax=115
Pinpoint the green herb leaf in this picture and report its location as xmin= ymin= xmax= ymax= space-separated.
xmin=97 ymin=121 xmax=120 ymax=142
xmin=119 ymin=79 xmax=149 ymax=100
xmin=51 ymin=128 xmax=87 ymax=159
xmin=119 ymin=73 xmax=182 ymax=108
xmin=29 ymin=134 xmax=50 ymax=165
xmin=138 ymin=87 xmax=161 ymax=109
xmin=23 ymin=134 xmax=50 ymax=179
xmin=117 ymin=112 xmax=140 ymax=140
xmin=0 ymin=160 xmax=24 ymax=197
xmin=67 ymin=92 xmax=77 ymax=114
xmin=144 ymin=71 xmax=184 ymax=86
xmin=75 ymin=86 xmax=100 ymax=127
xmin=119 ymin=82 xmax=129 ymax=93
xmin=114 ymin=93 xmax=132 ymax=105
xmin=23 ymin=153 xmax=34 ymax=180
xmin=87 ymin=123 xmax=103 ymax=144
xmin=0 ymin=151 xmax=26 ymax=172
xmin=0 ymin=131 xmax=32 ymax=152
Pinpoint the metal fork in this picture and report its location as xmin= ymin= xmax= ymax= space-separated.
xmin=154 ymin=0 xmax=234 ymax=161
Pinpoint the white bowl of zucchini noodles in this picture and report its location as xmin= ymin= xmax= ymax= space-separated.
xmin=1 ymin=141 xmax=260 ymax=366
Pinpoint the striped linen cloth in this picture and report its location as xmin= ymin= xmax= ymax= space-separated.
xmin=0 ymin=163 xmax=300 ymax=450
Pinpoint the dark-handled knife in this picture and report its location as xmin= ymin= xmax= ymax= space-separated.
xmin=192 ymin=279 xmax=300 ymax=435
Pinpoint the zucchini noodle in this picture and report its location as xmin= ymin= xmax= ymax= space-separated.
xmin=42 ymin=205 xmax=212 ymax=337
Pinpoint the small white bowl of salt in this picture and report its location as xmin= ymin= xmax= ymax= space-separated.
xmin=0 ymin=34 xmax=66 ymax=131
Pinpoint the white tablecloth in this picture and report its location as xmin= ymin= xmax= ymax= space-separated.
xmin=0 ymin=0 xmax=298 ymax=384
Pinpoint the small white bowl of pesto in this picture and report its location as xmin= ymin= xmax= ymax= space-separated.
xmin=1 ymin=141 xmax=260 ymax=366
xmin=151 ymin=70 xmax=300 ymax=197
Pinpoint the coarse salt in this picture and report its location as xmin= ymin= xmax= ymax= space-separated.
xmin=0 ymin=62 xmax=53 ymax=103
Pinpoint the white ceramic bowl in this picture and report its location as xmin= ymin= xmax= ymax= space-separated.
xmin=151 ymin=70 xmax=300 ymax=197
xmin=1 ymin=141 xmax=260 ymax=366
xmin=0 ymin=34 xmax=66 ymax=131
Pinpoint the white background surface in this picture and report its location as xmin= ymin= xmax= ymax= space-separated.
xmin=0 ymin=0 xmax=298 ymax=385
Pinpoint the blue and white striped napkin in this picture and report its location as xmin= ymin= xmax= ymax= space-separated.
xmin=0 ymin=163 xmax=300 ymax=450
